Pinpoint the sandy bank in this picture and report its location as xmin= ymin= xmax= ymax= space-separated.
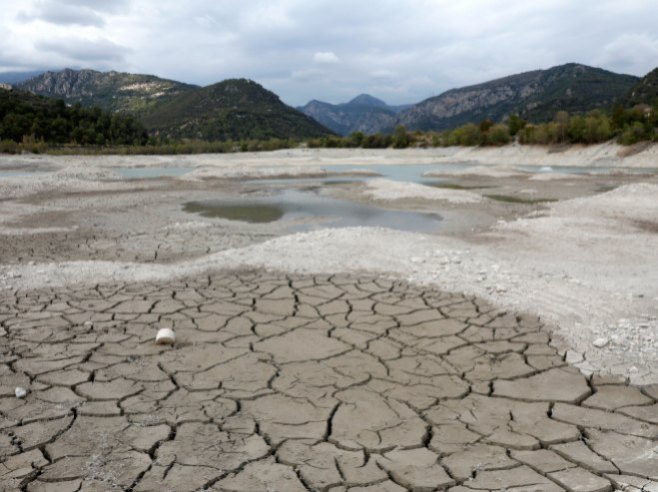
xmin=365 ymin=178 xmax=484 ymax=203
xmin=2 ymin=141 xmax=658 ymax=172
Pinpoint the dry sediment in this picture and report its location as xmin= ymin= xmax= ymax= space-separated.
xmin=1 ymin=149 xmax=658 ymax=490
xmin=2 ymin=272 xmax=657 ymax=491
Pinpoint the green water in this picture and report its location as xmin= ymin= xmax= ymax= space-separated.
xmin=183 ymin=202 xmax=285 ymax=223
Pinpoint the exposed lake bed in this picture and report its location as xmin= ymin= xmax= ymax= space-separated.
xmin=1 ymin=146 xmax=658 ymax=490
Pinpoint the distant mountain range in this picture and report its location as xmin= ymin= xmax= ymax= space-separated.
xmin=298 ymin=95 xmax=411 ymax=136
xmin=300 ymin=64 xmax=640 ymax=134
xmin=5 ymin=63 xmax=652 ymax=142
xmin=16 ymin=70 xmax=333 ymax=141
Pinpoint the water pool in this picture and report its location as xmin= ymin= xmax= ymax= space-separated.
xmin=183 ymin=189 xmax=442 ymax=233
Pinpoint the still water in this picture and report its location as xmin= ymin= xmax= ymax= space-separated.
xmin=184 ymin=189 xmax=442 ymax=233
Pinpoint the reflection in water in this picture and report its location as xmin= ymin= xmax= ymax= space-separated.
xmin=323 ymin=163 xmax=475 ymax=182
xmin=183 ymin=189 xmax=442 ymax=233
xmin=183 ymin=202 xmax=285 ymax=223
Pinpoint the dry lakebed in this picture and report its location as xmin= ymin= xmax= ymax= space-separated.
xmin=0 ymin=145 xmax=657 ymax=491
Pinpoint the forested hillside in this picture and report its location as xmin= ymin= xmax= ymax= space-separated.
xmin=0 ymin=88 xmax=148 ymax=146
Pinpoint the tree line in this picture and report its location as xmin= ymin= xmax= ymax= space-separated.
xmin=307 ymin=102 xmax=658 ymax=150
xmin=0 ymin=89 xmax=148 ymax=148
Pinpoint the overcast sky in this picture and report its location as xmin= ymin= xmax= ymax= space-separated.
xmin=1 ymin=0 xmax=657 ymax=105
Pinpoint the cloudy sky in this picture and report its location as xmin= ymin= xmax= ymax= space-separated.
xmin=1 ymin=0 xmax=657 ymax=105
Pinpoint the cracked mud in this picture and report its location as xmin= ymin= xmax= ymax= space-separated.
xmin=1 ymin=272 xmax=657 ymax=491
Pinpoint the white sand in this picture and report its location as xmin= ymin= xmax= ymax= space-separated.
xmin=3 ymin=141 xmax=658 ymax=170
xmin=365 ymin=178 xmax=484 ymax=203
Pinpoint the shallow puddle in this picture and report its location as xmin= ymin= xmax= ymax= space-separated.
xmin=183 ymin=189 xmax=442 ymax=232
xmin=183 ymin=202 xmax=285 ymax=223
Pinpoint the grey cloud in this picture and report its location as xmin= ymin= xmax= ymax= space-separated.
xmin=36 ymin=37 xmax=130 ymax=63
xmin=595 ymin=34 xmax=658 ymax=75
xmin=17 ymin=0 xmax=130 ymax=26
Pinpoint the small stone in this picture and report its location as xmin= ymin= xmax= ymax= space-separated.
xmin=15 ymin=387 xmax=28 ymax=399
xmin=593 ymin=338 xmax=609 ymax=348
xmin=155 ymin=328 xmax=176 ymax=345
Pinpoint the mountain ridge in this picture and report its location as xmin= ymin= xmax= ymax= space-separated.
xmin=16 ymin=69 xmax=333 ymax=141
xmin=397 ymin=63 xmax=640 ymax=131
xmin=298 ymin=94 xmax=410 ymax=136
xmin=141 ymin=78 xmax=334 ymax=141
xmin=18 ymin=68 xmax=198 ymax=115
xmin=10 ymin=64 xmax=646 ymax=141
xmin=621 ymin=67 xmax=658 ymax=107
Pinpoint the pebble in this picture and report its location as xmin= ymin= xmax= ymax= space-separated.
xmin=15 ymin=387 xmax=28 ymax=399
xmin=593 ymin=338 xmax=610 ymax=348
xmin=156 ymin=328 xmax=176 ymax=345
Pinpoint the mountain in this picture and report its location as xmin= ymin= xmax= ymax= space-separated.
xmin=298 ymin=94 xmax=410 ymax=136
xmin=0 ymin=70 xmax=47 ymax=85
xmin=141 ymin=78 xmax=333 ymax=141
xmin=17 ymin=68 xmax=198 ymax=115
xmin=620 ymin=67 xmax=658 ymax=107
xmin=347 ymin=94 xmax=411 ymax=112
xmin=398 ymin=63 xmax=640 ymax=131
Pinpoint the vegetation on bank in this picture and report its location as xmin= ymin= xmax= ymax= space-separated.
xmin=308 ymin=103 xmax=658 ymax=149
xmin=1 ymin=85 xmax=657 ymax=155
xmin=0 ymin=136 xmax=298 ymax=155
xmin=0 ymin=89 xmax=148 ymax=148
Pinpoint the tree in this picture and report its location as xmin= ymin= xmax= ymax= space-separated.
xmin=479 ymin=119 xmax=494 ymax=133
xmin=507 ymin=115 xmax=526 ymax=136
xmin=392 ymin=125 xmax=410 ymax=148
xmin=554 ymin=111 xmax=570 ymax=143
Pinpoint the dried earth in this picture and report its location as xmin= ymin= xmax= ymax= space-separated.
xmin=1 ymin=148 xmax=658 ymax=491
xmin=2 ymin=272 xmax=657 ymax=491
